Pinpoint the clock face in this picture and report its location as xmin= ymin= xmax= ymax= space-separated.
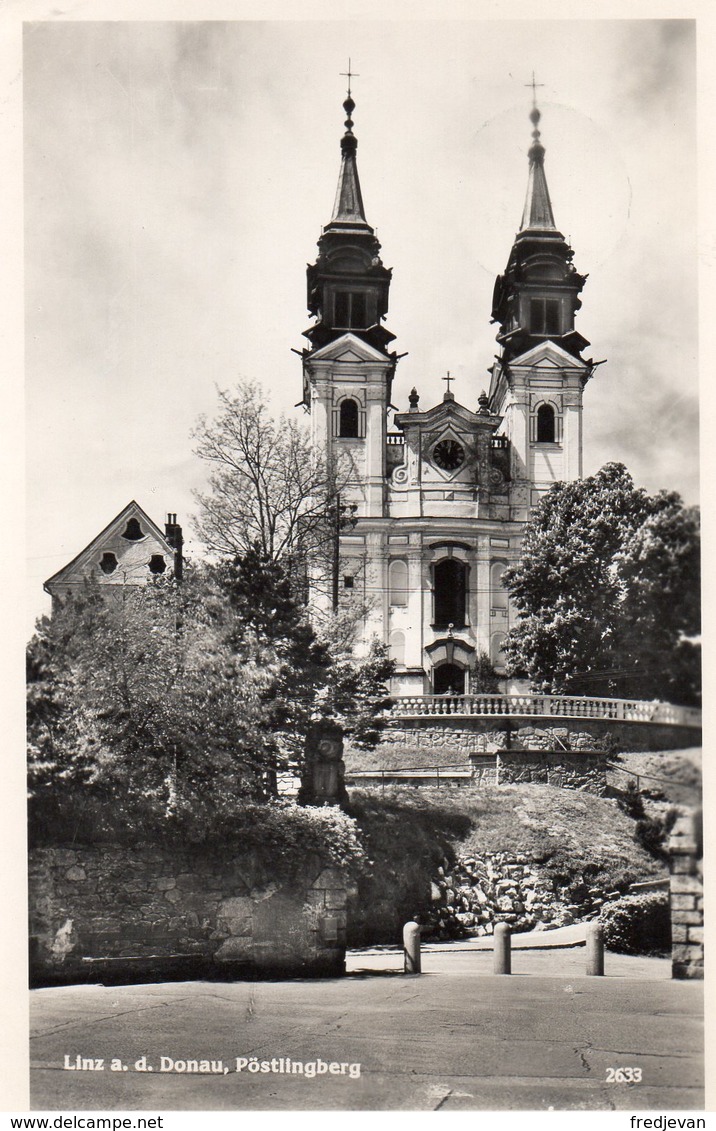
xmin=433 ymin=438 xmax=465 ymax=471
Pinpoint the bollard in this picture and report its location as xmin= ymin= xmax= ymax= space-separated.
xmin=493 ymin=922 xmax=511 ymax=975
xmin=403 ymin=921 xmax=421 ymax=975
xmin=586 ymin=923 xmax=605 ymax=976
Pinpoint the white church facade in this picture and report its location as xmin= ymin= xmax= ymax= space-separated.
xmin=300 ymin=92 xmax=599 ymax=696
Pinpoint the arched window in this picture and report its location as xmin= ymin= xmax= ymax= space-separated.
xmin=536 ymin=404 xmax=556 ymax=443
xmin=149 ymin=554 xmax=166 ymax=575
xmin=433 ymin=558 xmax=467 ymax=628
xmin=389 ymin=630 xmax=405 ymax=667
xmin=490 ymin=561 xmax=508 ymax=610
xmin=433 ymin=663 xmax=465 ymax=695
xmin=491 ymin=631 xmax=507 ymax=668
xmin=339 ymin=398 xmax=359 ymax=438
xmin=388 ymin=559 xmax=408 ymax=606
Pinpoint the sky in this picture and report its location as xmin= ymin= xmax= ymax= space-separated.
xmin=24 ymin=18 xmax=699 ymax=631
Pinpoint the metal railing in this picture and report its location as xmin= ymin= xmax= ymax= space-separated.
xmin=345 ymin=762 xmax=488 ymax=791
xmin=386 ymin=432 xmax=405 ymax=446
xmin=389 ymin=693 xmax=701 ymax=728
xmin=605 ymin=761 xmax=702 ymax=797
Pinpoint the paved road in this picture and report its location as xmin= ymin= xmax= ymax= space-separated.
xmin=30 ymin=947 xmax=704 ymax=1112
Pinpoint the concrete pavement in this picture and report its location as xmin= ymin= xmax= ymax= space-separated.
xmin=30 ymin=945 xmax=704 ymax=1111
xmin=357 ymin=921 xmax=592 ymax=954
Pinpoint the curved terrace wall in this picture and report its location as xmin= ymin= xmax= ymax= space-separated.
xmin=387 ymin=694 xmax=701 ymax=755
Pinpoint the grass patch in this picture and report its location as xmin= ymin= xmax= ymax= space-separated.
xmin=344 ymin=741 xmax=469 ymax=772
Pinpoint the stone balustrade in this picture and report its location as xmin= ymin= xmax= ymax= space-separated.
xmin=390 ymin=693 xmax=701 ymax=729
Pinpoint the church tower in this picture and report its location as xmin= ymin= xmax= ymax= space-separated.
xmin=488 ymin=101 xmax=595 ymax=518
xmin=301 ymin=86 xmax=399 ymax=520
xmin=301 ymin=85 xmax=599 ymax=693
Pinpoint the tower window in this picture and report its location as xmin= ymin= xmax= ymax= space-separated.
xmin=433 ymin=558 xmax=468 ymax=628
xmin=536 ymin=404 xmax=556 ymax=443
xmin=530 ymin=297 xmax=561 ymax=336
xmin=149 ymin=554 xmax=166 ymax=574
xmin=343 ymin=575 xmax=354 ymax=589
xmin=339 ymin=398 xmax=359 ymax=438
xmin=122 ymin=517 xmax=144 ymax=541
xmin=334 ymin=291 xmax=367 ymax=329
xmin=99 ymin=552 xmax=118 ymax=575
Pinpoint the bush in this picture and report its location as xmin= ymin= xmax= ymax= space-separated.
xmin=598 ymin=891 xmax=671 ymax=955
xmin=226 ymin=802 xmax=369 ymax=878
xmin=29 ymin=792 xmax=368 ymax=879
xmin=617 ymin=781 xmax=678 ymax=860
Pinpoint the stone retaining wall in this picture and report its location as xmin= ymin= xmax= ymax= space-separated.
xmin=385 ymin=717 xmax=698 ymax=754
xmin=494 ymin=752 xmax=607 ymax=794
xmin=29 ymin=844 xmax=348 ymax=985
xmin=669 ymin=814 xmax=704 ymax=979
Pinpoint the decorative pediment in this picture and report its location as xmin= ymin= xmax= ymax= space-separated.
xmin=395 ymin=397 xmax=502 ymax=435
xmin=307 ymin=332 xmax=389 ymax=365
xmin=509 ymin=339 xmax=589 ymax=371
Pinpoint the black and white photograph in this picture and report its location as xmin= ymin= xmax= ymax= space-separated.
xmin=9 ymin=7 xmax=708 ymax=1120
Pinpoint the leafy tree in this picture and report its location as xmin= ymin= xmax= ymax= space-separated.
xmin=502 ymin=463 xmax=700 ymax=704
xmin=471 ymin=651 xmax=501 ymax=693
xmin=27 ymin=572 xmax=281 ymax=840
xmin=210 ymin=547 xmax=395 ymax=757
xmin=192 ymin=381 xmax=356 ymax=578
xmin=315 ymin=608 xmax=395 ymax=747
xmin=208 ymin=546 xmax=332 ymax=763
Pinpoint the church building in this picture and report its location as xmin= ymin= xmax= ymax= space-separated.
xmin=300 ymin=89 xmax=599 ymax=696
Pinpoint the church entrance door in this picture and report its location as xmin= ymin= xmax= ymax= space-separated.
xmin=433 ymin=663 xmax=465 ymax=695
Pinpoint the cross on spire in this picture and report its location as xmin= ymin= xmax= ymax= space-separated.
xmin=525 ymin=71 xmax=545 ymax=108
xmin=340 ymin=59 xmax=359 ymax=98
xmin=442 ymin=370 xmax=454 ymax=394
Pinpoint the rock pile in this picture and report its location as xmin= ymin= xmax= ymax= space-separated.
xmin=425 ymin=851 xmax=608 ymax=938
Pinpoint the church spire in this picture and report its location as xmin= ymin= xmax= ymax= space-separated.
xmin=490 ymin=95 xmax=589 ymax=364
xmin=303 ymin=73 xmax=395 ymax=356
xmin=520 ymin=105 xmax=556 ymax=231
xmin=329 ymin=91 xmax=370 ymax=229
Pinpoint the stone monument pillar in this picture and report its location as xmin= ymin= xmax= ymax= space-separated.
xmin=298 ymin=721 xmax=348 ymax=808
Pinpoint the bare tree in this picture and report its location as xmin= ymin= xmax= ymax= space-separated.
xmin=192 ymin=381 xmax=356 ymax=571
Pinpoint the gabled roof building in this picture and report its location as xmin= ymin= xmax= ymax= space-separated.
xmin=44 ymin=501 xmax=183 ymax=608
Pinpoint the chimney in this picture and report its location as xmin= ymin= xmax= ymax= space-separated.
xmin=164 ymin=513 xmax=184 ymax=581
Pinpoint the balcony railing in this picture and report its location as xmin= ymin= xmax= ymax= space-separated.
xmin=386 ymin=432 xmax=405 ymax=446
xmin=389 ymin=693 xmax=701 ymax=729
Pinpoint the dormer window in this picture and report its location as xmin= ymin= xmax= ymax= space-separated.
xmin=334 ymin=291 xmax=367 ymax=329
xmin=122 ymin=517 xmax=143 ymax=541
xmin=530 ymin=297 xmax=561 ymax=336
